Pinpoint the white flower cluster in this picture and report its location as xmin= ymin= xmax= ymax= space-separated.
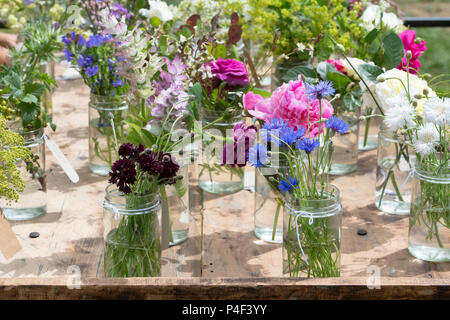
xmin=139 ymin=0 xmax=174 ymax=22
xmin=376 ymin=69 xmax=449 ymax=156
xmin=360 ymin=4 xmax=405 ymax=34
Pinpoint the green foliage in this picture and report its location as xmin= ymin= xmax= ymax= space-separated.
xmin=0 ymin=114 xmax=31 ymax=204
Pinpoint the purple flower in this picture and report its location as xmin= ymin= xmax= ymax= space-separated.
xmin=78 ymin=55 xmax=93 ymax=68
xmin=86 ymin=34 xmax=109 ymax=48
xmin=138 ymin=151 xmax=164 ymax=176
xmin=113 ymin=76 xmax=124 ymax=87
xmin=209 ymin=58 xmax=249 ymax=88
xmin=63 ymin=49 xmax=74 ymax=62
xmin=326 ymin=116 xmax=349 ymax=134
xmin=159 ymin=154 xmax=180 ymax=183
xmin=306 ymin=80 xmax=335 ymax=99
xmin=86 ymin=65 xmax=99 ymax=77
xmin=278 ymin=177 xmax=299 ymax=194
xmin=62 ymin=35 xmax=72 ymax=45
xmin=222 ymin=122 xmax=257 ymax=167
xmin=296 ymin=138 xmax=320 ymax=153
xmin=109 ymin=159 xmax=137 ymax=194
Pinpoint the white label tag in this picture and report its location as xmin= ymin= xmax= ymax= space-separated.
xmin=44 ymin=134 xmax=80 ymax=183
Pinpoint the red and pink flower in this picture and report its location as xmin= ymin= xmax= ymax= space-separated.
xmin=396 ymin=30 xmax=427 ymax=75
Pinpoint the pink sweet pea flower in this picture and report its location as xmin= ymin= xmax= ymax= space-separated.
xmin=396 ymin=30 xmax=427 ymax=75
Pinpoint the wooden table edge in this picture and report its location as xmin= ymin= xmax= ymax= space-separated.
xmin=0 ymin=277 xmax=448 ymax=299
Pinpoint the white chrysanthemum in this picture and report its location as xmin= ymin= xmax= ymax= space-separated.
xmin=413 ymin=123 xmax=440 ymax=156
xmin=422 ymin=97 xmax=450 ymax=126
xmin=383 ymin=101 xmax=415 ymax=131
xmin=375 ymin=69 xmax=435 ymax=113
xmin=140 ymin=1 xmax=174 ymax=22
xmin=361 ymin=5 xmax=405 ymax=34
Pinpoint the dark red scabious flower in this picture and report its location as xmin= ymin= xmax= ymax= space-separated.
xmin=159 ymin=153 xmax=180 ymax=183
xmin=119 ymin=143 xmax=145 ymax=159
xmin=138 ymin=150 xmax=164 ymax=176
xmin=109 ymin=158 xmax=137 ymax=194
xmin=222 ymin=122 xmax=257 ymax=167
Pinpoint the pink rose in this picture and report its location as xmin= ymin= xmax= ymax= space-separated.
xmin=326 ymin=59 xmax=345 ymax=73
xmin=243 ymin=76 xmax=334 ymax=138
xmin=210 ymin=58 xmax=249 ymax=87
xmin=396 ymin=30 xmax=427 ymax=75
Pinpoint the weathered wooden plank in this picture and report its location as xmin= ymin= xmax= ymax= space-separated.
xmin=0 ymin=277 xmax=449 ymax=300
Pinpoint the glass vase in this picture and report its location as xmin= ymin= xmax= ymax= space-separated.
xmin=39 ymin=61 xmax=55 ymax=118
xmin=2 ymin=128 xmax=47 ymax=221
xmin=283 ymin=185 xmax=342 ymax=278
xmin=329 ymin=105 xmax=360 ymax=175
xmin=408 ymin=165 xmax=449 ymax=262
xmin=358 ymin=104 xmax=381 ymax=151
xmin=254 ymin=165 xmax=288 ymax=243
xmin=198 ymin=108 xmax=244 ymax=194
xmin=375 ymin=125 xmax=415 ymax=215
xmin=161 ymin=155 xmax=190 ymax=246
xmin=103 ymin=185 xmax=162 ymax=278
xmin=89 ymin=94 xmax=128 ymax=176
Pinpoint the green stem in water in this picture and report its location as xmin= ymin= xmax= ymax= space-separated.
xmin=272 ymin=199 xmax=282 ymax=241
xmin=363 ymin=115 xmax=371 ymax=148
xmin=390 ymin=173 xmax=404 ymax=202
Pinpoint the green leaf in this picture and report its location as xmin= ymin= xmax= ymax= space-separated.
xmin=24 ymin=82 xmax=45 ymax=97
xmin=316 ymin=61 xmax=335 ymax=81
xmin=327 ymin=71 xmax=351 ymax=90
xmin=22 ymin=94 xmax=39 ymax=105
xmin=187 ymin=83 xmax=202 ymax=121
xmin=343 ymin=93 xmax=361 ymax=112
xmin=213 ymin=44 xmax=227 ymax=59
xmin=150 ymin=16 xmax=162 ymax=27
xmin=159 ymin=35 xmax=167 ymax=55
xmin=358 ymin=64 xmax=384 ymax=83
xmin=368 ymin=38 xmax=381 ymax=55
xmin=282 ymin=66 xmax=317 ymax=82
xmin=382 ymin=32 xmax=404 ymax=69
xmin=250 ymin=88 xmax=271 ymax=98
xmin=364 ymin=29 xmax=379 ymax=44
xmin=4 ymin=73 xmax=21 ymax=90
xmin=174 ymin=178 xmax=187 ymax=197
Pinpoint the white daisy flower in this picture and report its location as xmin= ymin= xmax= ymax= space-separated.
xmin=422 ymin=97 xmax=450 ymax=126
xmin=383 ymin=101 xmax=415 ymax=131
xmin=413 ymin=123 xmax=440 ymax=156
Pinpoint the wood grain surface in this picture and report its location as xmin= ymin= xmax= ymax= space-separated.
xmin=0 ymin=63 xmax=448 ymax=299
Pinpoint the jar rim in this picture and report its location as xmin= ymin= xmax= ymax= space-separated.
xmin=284 ymin=184 xmax=341 ymax=216
xmin=414 ymin=164 xmax=450 ymax=184
xmin=104 ymin=184 xmax=160 ymax=215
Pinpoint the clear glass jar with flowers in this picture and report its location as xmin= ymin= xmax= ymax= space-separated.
xmin=62 ymin=28 xmax=130 ymax=176
xmin=246 ymin=78 xmax=349 ymax=278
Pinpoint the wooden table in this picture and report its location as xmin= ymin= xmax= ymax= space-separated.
xmin=0 ymin=67 xmax=449 ymax=299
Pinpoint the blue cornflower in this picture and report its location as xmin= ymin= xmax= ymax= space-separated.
xmin=86 ymin=65 xmax=99 ymax=78
xmin=108 ymin=58 xmax=115 ymax=72
xmin=113 ymin=76 xmax=124 ymax=87
xmin=78 ymin=55 xmax=93 ymax=68
xmin=326 ymin=116 xmax=350 ymax=134
xmin=305 ymin=80 xmax=335 ymax=99
xmin=62 ymin=35 xmax=71 ymax=45
xmin=248 ymin=144 xmax=269 ymax=168
xmin=63 ymin=49 xmax=74 ymax=62
xmin=278 ymin=177 xmax=299 ymax=194
xmin=296 ymin=138 xmax=320 ymax=153
xmin=86 ymin=35 xmax=105 ymax=48
xmin=77 ymin=35 xmax=86 ymax=46
xmin=261 ymin=118 xmax=288 ymax=145
xmin=280 ymin=125 xmax=306 ymax=147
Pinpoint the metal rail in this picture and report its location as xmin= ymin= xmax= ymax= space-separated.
xmin=404 ymin=17 xmax=450 ymax=27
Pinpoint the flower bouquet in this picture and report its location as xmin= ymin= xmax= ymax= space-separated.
xmin=247 ymin=78 xmax=349 ymax=277
xmin=103 ymin=142 xmax=182 ymax=277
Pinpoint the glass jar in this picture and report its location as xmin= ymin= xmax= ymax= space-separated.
xmin=329 ymin=104 xmax=360 ymax=175
xmin=2 ymin=128 xmax=47 ymax=221
xmin=88 ymin=94 xmax=128 ymax=176
xmin=198 ymin=108 xmax=245 ymax=194
xmin=408 ymin=165 xmax=449 ymax=262
xmin=161 ymin=155 xmax=190 ymax=246
xmin=103 ymin=185 xmax=162 ymax=277
xmin=358 ymin=104 xmax=381 ymax=151
xmin=254 ymin=164 xmax=288 ymax=243
xmin=375 ymin=125 xmax=415 ymax=215
xmin=283 ymin=185 xmax=342 ymax=278
xmin=39 ymin=61 xmax=55 ymax=118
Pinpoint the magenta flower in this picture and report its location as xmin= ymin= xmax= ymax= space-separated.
xmin=209 ymin=58 xmax=249 ymax=87
xmin=396 ymin=30 xmax=427 ymax=75
xmin=222 ymin=122 xmax=257 ymax=167
xmin=243 ymin=76 xmax=334 ymax=138
xmin=326 ymin=59 xmax=345 ymax=73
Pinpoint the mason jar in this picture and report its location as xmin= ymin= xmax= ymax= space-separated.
xmin=103 ymin=185 xmax=162 ymax=278
xmin=375 ymin=125 xmax=415 ymax=215
xmin=39 ymin=60 xmax=55 ymax=118
xmin=88 ymin=94 xmax=128 ymax=176
xmin=283 ymin=185 xmax=342 ymax=278
xmin=2 ymin=127 xmax=47 ymax=221
xmin=358 ymin=104 xmax=381 ymax=151
xmin=329 ymin=103 xmax=360 ymax=175
xmin=198 ymin=108 xmax=244 ymax=194
xmin=408 ymin=164 xmax=449 ymax=262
